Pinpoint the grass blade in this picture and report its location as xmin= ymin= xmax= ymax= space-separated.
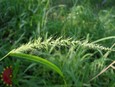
xmin=9 ymin=52 xmax=64 ymax=78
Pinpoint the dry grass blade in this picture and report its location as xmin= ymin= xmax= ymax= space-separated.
xmin=89 ymin=61 xmax=115 ymax=82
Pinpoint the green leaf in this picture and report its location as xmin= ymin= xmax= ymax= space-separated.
xmin=9 ymin=52 xmax=64 ymax=78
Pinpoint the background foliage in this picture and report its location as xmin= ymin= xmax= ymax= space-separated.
xmin=0 ymin=0 xmax=115 ymax=87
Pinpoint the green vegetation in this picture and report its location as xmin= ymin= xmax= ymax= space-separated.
xmin=0 ymin=0 xmax=115 ymax=87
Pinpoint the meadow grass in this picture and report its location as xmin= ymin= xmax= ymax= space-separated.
xmin=0 ymin=0 xmax=115 ymax=87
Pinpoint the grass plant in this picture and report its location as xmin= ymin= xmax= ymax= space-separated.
xmin=0 ymin=0 xmax=115 ymax=87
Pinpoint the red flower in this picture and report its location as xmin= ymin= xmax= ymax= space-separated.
xmin=1 ymin=66 xmax=12 ymax=86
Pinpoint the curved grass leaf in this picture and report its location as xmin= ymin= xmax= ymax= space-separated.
xmin=9 ymin=52 xmax=64 ymax=78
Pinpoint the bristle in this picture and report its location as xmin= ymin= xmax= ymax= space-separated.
xmin=6 ymin=84 xmax=9 ymax=86
xmin=3 ymin=68 xmax=5 ymax=71
xmin=3 ymin=82 xmax=5 ymax=84
xmin=10 ymin=75 xmax=12 ymax=78
xmin=1 ymin=78 xmax=3 ymax=81
xmin=10 ymin=84 xmax=12 ymax=87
